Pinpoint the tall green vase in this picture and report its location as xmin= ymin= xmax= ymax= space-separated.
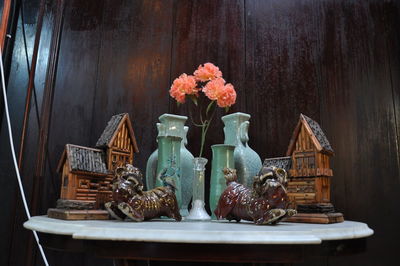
xmin=222 ymin=112 xmax=262 ymax=187
xmin=209 ymin=144 xmax=235 ymax=218
xmin=146 ymin=114 xmax=194 ymax=216
xmin=145 ymin=123 xmax=165 ymax=190
xmin=155 ymin=136 xmax=182 ymax=209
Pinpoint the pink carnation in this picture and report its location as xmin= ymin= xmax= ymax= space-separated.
xmin=202 ymin=78 xmax=225 ymax=100
xmin=216 ymin=83 xmax=236 ymax=108
xmin=194 ymin=63 xmax=223 ymax=82
xmin=169 ymin=73 xmax=198 ymax=103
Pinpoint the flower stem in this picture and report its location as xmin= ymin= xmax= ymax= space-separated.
xmin=198 ymin=105 xmax=216 ymax=157
xmin=199 ymin=122 xmax=206 ymax=157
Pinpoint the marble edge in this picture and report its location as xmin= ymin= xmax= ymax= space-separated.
xmin=23 ymin=216 xmax=84 ymax=236
xmin=311 ymin=221 xmax=374 ymax=241
xmin=23 ymin=216 xmax=374 ymax=245
xmin=72 ymin=229 xmax=321 ymax=244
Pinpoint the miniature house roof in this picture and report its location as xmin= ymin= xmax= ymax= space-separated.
xmin=262 ymin=156 xmax=292 ymax=172
xmin=57 ymin=144 xmax=109 ymax=175
xmin=286 ymin=114 xmax=334 ymax=156
xmin=95 ymin=113 xmax=139 ymax=153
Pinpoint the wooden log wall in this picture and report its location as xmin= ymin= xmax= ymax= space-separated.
xmin=0 ymin=0 xmax=399 ymax=265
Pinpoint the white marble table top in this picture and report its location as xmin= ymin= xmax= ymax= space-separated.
xmin=24 ymin=216 xmax=373 ymax=245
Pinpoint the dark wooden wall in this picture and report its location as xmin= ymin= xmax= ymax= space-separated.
xmin=0 ymin=0 xmax=399 ymax=265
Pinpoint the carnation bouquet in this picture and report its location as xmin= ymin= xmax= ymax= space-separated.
xmin=169 ymin=63 xmax=237 ymax=157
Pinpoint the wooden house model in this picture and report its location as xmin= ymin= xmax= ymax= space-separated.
xmin=57 ymin=113 xmax=139 ymax=203
xmin=285 ymin=114 xmax=334 ymax=206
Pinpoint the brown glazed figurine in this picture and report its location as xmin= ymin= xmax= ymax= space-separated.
xmin=105 ymin=164 xmax=182 ymax=222
xmin=214 ymin=167 xmax=296 ymax=225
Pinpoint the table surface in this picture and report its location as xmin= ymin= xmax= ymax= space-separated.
xmin=24 ymin=216 xmax=373 ymax=245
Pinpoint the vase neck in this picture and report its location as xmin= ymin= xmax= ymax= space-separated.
xmin=193 ymin=157 xmax=208 ymax=171
xmin=222 ymin=113 xmax=251 ymax=146
xmin=158 ymin=113 xmax=188 ymax=141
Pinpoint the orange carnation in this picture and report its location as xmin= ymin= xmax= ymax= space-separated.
xmin=203 ymin=78 xmax=236 ymax=107
xmin=169 ymin=73 xmax=198 ymax=103
xmin=202 ymin=78 xmax=225 ymax=101
xmin=216 ymin=83 xmax=236 ymax=108
xmin=194 ymin=62 xmax=223 ymax=82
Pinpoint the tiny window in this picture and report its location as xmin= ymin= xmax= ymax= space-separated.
xmin=63 ymin=176 xmax=68 ymax=187
xmin=309 ymin=157 xmax=315 ymax=168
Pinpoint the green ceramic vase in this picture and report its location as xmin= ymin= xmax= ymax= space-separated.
xmin=221 ymin=112 xmax=262 ymax=187
xmin=146 ymin=114 xmax=194 ymax=216
xmin=155 ymin=136 xmax=182 ymax=209
xmin=209 ymin=144 xmax=235 ymax=218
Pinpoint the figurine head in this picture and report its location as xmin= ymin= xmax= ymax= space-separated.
xmin=114 ymin=164 xmax=144 ymax=193
xmin=253 ymin=166 xmax=288 ymax=196
xmin=222 ymin=167 xmax=238 ymax=184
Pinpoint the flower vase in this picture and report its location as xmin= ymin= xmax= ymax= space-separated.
xmin=179 ymin=127 xmax=195 ymax=216
xmin=145 ymin=123 xmax=165 ymax=190
xmin=145 ymin=114 xmax=194 ymax=216
xmin=185 ymin=157 xmax=211 ymax=221
xmin=209 ymin=144 xmax=235 ymax=218
xmin=155 ymin=136 xmax=182 ymax=209
xmin=221 ymin=112 xmax=262 ymax=187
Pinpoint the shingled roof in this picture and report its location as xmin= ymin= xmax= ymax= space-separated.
xmin=262 ymin=156 xmax=292 ymax=172
xmin=95 ymin=113 xmax=139 ymax=152
xmin=287 ymin=114 xmax=334 ymax=156
xmin=95 ymin=113 xmax=126 ymax=148
xmin=57 ymin=144 xmax=109 ymax=175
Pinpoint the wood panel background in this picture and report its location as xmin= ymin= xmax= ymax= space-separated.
xmin=0 ymin=0 xmax=399 ymax=265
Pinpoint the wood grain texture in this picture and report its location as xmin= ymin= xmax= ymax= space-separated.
xmin=318 ymin=1 xmax=400 ymax=266
xmin=90 ymin=0 xmax=173 ymax=181
xmin=0 ymin=0 xmax=399 ymax=266
xmin=245 ymin=0 xmax=322 ymax=160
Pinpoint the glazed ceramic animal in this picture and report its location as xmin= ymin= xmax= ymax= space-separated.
xmin=214 ymin=167 xmax=296 ymax=225
xmin=105 ymin=164 xmax=181 ymax=222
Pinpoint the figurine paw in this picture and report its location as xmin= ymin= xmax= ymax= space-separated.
xmin=105 ymin=201 xmax=126 ymax=220
xmin=286 ymin=209 xmax=297 ymax=217
xmin=267 ymin=209 xmax=286 ymax=224
xmin=118 ymin=202 xmax=144 ymax=222
xmin=256 ymin=209 xmax=286 ymax=225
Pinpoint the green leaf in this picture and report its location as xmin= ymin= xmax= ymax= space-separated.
xmin=177 ymin=102 xmax=181 ymax=107
xmin=225 ymin=106 xmax=230 ymax=113
xmin=189 ymin=95 xmax=198 ymax=106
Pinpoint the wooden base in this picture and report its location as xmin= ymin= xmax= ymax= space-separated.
xmin=47 ymin=208 xmax=110 ymax=220
xmin=56 ymin=199 xmax=95 ymax=210
xmin=284 ymin=212 xmax=344 ymax=224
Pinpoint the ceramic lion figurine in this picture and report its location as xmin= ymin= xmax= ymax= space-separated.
xmin=214 ymin=167 xmax=296 ymax=225
xmin=105 ymin=164 xmax=181 ymax=222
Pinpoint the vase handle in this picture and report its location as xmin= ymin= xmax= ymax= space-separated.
xmin=239 ymin=121 xmax=249 ymax=146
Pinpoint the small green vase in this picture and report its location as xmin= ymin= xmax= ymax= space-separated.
xmin=209 ymin=144 xmax=235 ymax=218
xmin=155 ymin=136 xmax=182 ymax=209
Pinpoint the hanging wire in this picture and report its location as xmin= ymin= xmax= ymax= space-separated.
xmin=0 ymin=47 xmax=49 ymax=266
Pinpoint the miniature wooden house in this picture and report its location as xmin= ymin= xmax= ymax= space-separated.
xmin=57 ymin=113 xmax=139 ymax=203
xmin=58 ymin=144 xmax=113 ymax=201
xmin=95 ymin=113 xmax=139 ymax=172
xmin=285 ymin=114 xmax=334 ymax=206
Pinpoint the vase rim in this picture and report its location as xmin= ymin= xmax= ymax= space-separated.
xmin=159 ymin=113 xmax=188 ymax=122
xmin=157 ymin=135 xmax=183 ymax=141
xmin=221 ymin=112 xmax=251 ymax=122
xmin=211 ymin=144 xmax=236 ymax=149
xmin=193 ymin=157 xmax=208 ymax=162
